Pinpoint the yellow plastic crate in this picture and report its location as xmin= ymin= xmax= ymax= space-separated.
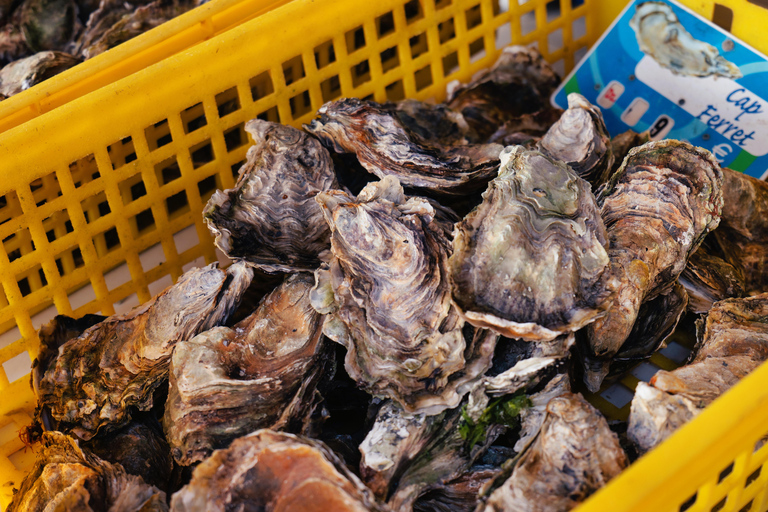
xmin=1 ymin=0 xmax=768 ymax=510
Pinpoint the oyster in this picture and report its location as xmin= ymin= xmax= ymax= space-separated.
xmin=449 ymin=145 xmax=615 ymax=341
xmin=538 ymin=93 xmax=614 ymax=188
xmin=34 ymin=261 xmax=253 ymax=440
xmin=19 ymin=0 xmax=77 ymax=52
xmin=487 ymin=108 xmax=564 ymax=147
xmin=8 ymin=431 xmax=167 ymax=512
xmin=78 ymin=0 xmax=198 ymax=59
xmin=627 ymin=293 xmax=768 ymax=453
xmin=609 ymin=129 xmax=649 ymax=179
xmin=479 ymin=393 xmax=627 ymax=512
xmin=630 ymin=1 xmax=741 ymax=78
xmin=412 ymin=468 xmax=497 ymax=512
xmin=0 ymin=51 xmax=79 ymax=96
xmin=0 ymin=16 xmax=31 ymax=66
xmin=170 ymin=429 xmax=387 ymax=512
xmin=313 ymin=177 xmax=497 ymax=414
xmin=585 ymin=140 xmax=723 ymax=391
xmin=714 ymin=168 xmax=768 ymax=294
xmin=679 ymin=249 xmax=745 ymax=314
xmin=204 ymin=120 xmax=337 ymax=273
xmin=393 ymin=98 xmax=475 ymax=145
xmin=447 ymin=45 xmax=561 ymax=141
xmin=163 ymin=273 xmax=333 ymax=466
xmin=305 ymin=98 xmax=503 ymax=196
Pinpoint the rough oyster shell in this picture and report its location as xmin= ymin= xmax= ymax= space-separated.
xmin=679 ymin=249 xmax=745 ymax=314
xmin=539 ymin=93 xmax=614 ymax=188
xmin=627 ymin=293 xmax=768 ymax=453
xmin=714 ymin=168 xmax=768 ymax=294
xmin=34 ymin=261 xmax=253 ymax=440
xmin=312 ymin=177 xmax=497 ymax=414
xmin=447 ymin=45 xmax=561 ymax=141
xmin=0 ymin=50 xmax=79 ymax=96
xmin=487 ymin=108 xmax=564 ymax=148
xmin=8 ymin=431 xmax=167 ymax=512
xmin=204 ymin=119 xmax=337 ymax=273
xmin=305 ymin=97 xmax=503 ymax=196
xmin=608 ymin=129 xmax=649 ymax=179
xmin=585 ymin=140 xmax=723 ymax=391
xmin=19 ymin=0 xmax=77 ymax=52
xmin=0 ymin=16 xmax=32 ymax=67
xmin=449 ymin=145 xmax=615 ymax=341
xmin=480 ymin=393 xmax=627 ymax=512
xmin=630 ymin=1 xmax=741 ymax=78
xmin=170 ymin=429 xmax=388 ymax=512
xmin=163 ymin=273 xmax=332 ymax=466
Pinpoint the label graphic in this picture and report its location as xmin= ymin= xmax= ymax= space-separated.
xmin=553 ymin=0 xmax=768 ymax=178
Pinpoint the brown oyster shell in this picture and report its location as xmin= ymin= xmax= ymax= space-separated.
xmin=163 ymin=273 xmax=332 ymax=466
xmin=305 ymin=97 xmax=503 ymax=196
xmin=312 ymin=177 xmax=497 ymax=414
xmin=446 ymin=45 xmax=561 ymax=142
xmin=449 ymin=145 xmax=615 ymax=341
xmin=0 ymin=51 xmax=79 ymax=96
xmin=169 ymin=429 xmax=388 ymax=512
xmin=714 ymin=167 xmax=768 ymax=294
xmin=8 ymin=431 xmax=167 ymax=512
xmin=679 ymin=248 xmax=745 ymax=314
xmin=204 ymin=120 xmax=337 ymax=272
xmin=585 ymin=140 xmax=723 ymax=391
xmin=608 ymin=129 xmax=649 ymax=179
xmin=480 ymin=393 xmax=627 ymax=512
xmin=627 ymin=293 xmax=768 ymax=453
xmin=538 ymin=93 xmax=614 ymax=188
xmin=34 ymin=261 xmax=253 ymax=440
xmin=487 ymin=108 xmax=564 ymax=147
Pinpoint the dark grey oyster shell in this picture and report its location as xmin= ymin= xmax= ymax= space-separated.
xmin=312 ymin=177 xmax=497 ymax=414
xmin=449 ymin=145 xmax=615 ymax=341
xmin=204 ymin=119 xmax=338 ymax=273
xmin=19 ymin=0 xmax=77 ymax=52
xmin=170 ymin=429 xmax=388 ymax=512
xmin=713 ymin=168 xmax=768 ymax=294
xmin=34 ymin=261 xmax=253 ymax=440
xmin=0 ymin=15 xmax=32 ymax=66
xmin=163 ymin=273 xmax=333 ymax=466
xmin=627 ymin=293 xmax=768 ymax=453
xmin=538 ymin=93 xmax=614 ymax=188
xmin=446 ymin=45 xmax=561 ymax=142
xmin=487 ymin=108 xmax=563 ymax=147
xmin=305 ymin=97 xmax=503 ymax=196
xmin=0 ymin=50 xmax=79 ymax=96
xmin=8 ymin=431 xmax=167 ymax=512
xmin=679 ymin=248 xmax=745 ymax=314
xmin=585 ymin=140 xmax=723 ymax=391
xmin=479 ymin=393 xmax=627 ymax=512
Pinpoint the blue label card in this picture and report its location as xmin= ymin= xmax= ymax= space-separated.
xmin=552 ymin=0 xmax=768 ymax=178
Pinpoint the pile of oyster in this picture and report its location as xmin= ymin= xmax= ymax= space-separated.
xmin=11 ymin=46 xmax=768 ymax=512
xmin=0 ymin=0 xmax=206 ymax=98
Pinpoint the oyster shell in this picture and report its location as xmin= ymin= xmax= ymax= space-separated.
xmin=163 ymin=273 xmax=333 ymax=466
xmin=585 ymin=140 xmax=723 ymax=391
xmin=538 ymin=93 xmax=614 ymax=188
xmin=487 ymin=108 xmax=564 ymax=147
xmin=34 ymin=261 xmax=253 ymax=440
xmin=313 ymin=177 xmax=497 ymax=414
xmin=630 ymin=1 xmax=741 ymax=78
xmin=19 ymin=0 xmax=77 ymax=52
xmin=0 ymin=50 xmax=79 ymax=96
xmin=447 ymin=45 xmax=561 ymax=141
xmin=679 ymin=249 xmax=745 ymax=314
xmin=627 ymin=293 xmax=768 ymax=452
xmin=77 ymin=0 xmax=198 ymax=59
xmin=0 ymin=17 xmax=32 ymax=66
xmin=608 ymin=129 xmax=649 ymax=179
xmin=7 ymin=431 xmax=167 ymax=512
xmin=412 ymin=468 xmax=497 ymax=512
xmin=449 ymin=145 xmax=615 ymax=341
xmin=169 ymin=429 xmax=387 ymax=512
xmin=305 ymin=98 xmax=503 ymax=196
xmin=393 ymin=98 xmax=475 ymax=145
xmin=479 ymin=393 xmax=627 ymax=512
xmin=714 ymin=168 xmax=768 ymax=294
xmin=204 ymin=120 xmax=337 ymax=273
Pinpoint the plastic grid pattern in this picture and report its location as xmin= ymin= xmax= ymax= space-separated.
xmin=0 ymin=0 xmax=767 ymax=509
